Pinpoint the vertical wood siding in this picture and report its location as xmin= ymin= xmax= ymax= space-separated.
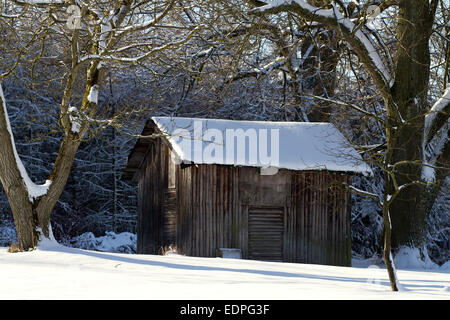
xmin=137 ymin=139 xmax=168 ymax=254
xmin=291 ymin=171 xmax=351 ymax=266
xmin=162 ymin=188 xmax=177 ymax=245
xmin=176 ymin=164 xmax=235 ymax=257
xmin=138 ymin=141 xmax=352 ymax=266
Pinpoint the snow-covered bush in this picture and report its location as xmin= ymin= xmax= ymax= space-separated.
xmin=425 ymin=178 xmax=450 ymax=266
xmin=65 ymin=231 xmax=137 ymax=254
xmin=350 ymin=174 xmax=384 ymax=259
xmin=441 ymin=260 xmax=450 ymax=270
xmin=394 ymin=246 xmax=438 ymax=270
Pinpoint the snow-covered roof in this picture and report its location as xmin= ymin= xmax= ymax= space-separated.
xmin=151 ymin=117 xmax=371 ymax=174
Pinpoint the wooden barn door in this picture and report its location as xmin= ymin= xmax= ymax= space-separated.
xmin=248 ymin=206 xmax=285 ymax=262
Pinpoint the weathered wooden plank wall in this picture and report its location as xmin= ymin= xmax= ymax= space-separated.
xmin=162 ymin=188 xmax=177 ymax=245
xmin=138 ymin=142 xmax=352 ymax=266
xmin=137 ymin=138 xmax=168 ymax=254
xmin=291 ymin=171 xmax=351 ymax=266
xmin=237 ymin=167 xmax=290 ymax=259
xmin=176 ymin=164 xmax=235 ymax=257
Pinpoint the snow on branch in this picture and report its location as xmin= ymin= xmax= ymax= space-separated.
xmin=305 ymin=95 xmax=386 ymax=123
xmin=68 ymin=106 xmax=81 ymax=133
xmin=424 ymin=86 xmax=450 ymax=145
xmin=0 ymin=11 xmax=23 ymax=18
xmin=115 ymin=0 xmax=176 ymax=34
xmin=78 ymin=26 xmax=200 ymax=64
xmin=0 ymin=83 xmax=51 ymax=202
xmin=348 ymin=184 xmax=383 ymax=207
xmin=11 ymin=0 xmax=65 ymax=6
xmin=87 ymin=84 xmax=99 ymax=104
xmin=249 ymin=0 xmax=393 ymax=94
xmin=228 ymin=57 xmax=287 ymax=82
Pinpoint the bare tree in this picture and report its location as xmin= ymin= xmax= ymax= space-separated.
xmin=247 ymin=0 xmax=449 ymax=291
xmin=0 ymin=0 xmax=201 ymax=251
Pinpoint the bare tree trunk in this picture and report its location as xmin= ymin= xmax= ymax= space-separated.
xmin=248 ymin=0 xmax=446 ymax=292
xmin=298 ymin=0 xmax=338 ymax=122
xmin=0 ymin=84 xmax=39 ymax=249
xmin=300 ymin=29 xmax=338 ymax=122
xmin=0 ymin=0 xmax=183 ymax=251
xmin=386 ymin=0 xmax=436 ymax=249
xmin=382 ymin=191 xmax=399 ymax=291
xmin=35 ymin=137 xmax=82 ymax=238
xmin=0 ymin=60 xmax=99 ymax=250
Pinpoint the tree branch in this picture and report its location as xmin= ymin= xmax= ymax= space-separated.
xmin=248 ymin=0 xmax=394 ymax=100
xmin=424 ymin=87 xmax=450 ymax=146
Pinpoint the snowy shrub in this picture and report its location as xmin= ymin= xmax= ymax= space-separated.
xmin=66 ymin=231 xmax=137 ymax=254
xmin=350 ymin=174 xmax=384 ymax=259
xmin=425 ymin=178 xmax=450 ymax=266
xmin=394 ymin=246 xmax=438 ymax=270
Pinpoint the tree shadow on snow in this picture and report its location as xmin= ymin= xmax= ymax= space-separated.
xmin=56 ymin=246 xmax=448 ymax=292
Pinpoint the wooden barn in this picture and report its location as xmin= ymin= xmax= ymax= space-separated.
xmin=123 ymin=117 xmax=371 ymax=266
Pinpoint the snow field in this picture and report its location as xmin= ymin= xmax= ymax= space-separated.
xmin=0 ymin=240 xmax=448 ymax=300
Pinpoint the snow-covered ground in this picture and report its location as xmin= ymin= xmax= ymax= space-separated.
xmin=0 ymin=238 xmax=448 ymax=300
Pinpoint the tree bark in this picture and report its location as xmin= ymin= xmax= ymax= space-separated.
xmin=386 ymin=0 xmax=436 ymax=249
xmin=300 ymin=28 xmax=338 ymax=122
xmin=0 ymin=61 xmax=101 ymax=250
xmin=35 ymin=136 xmax=82 ymax=238
xmin=0 ymin=0 xmax=178 ymax=251
xmin=249 ymin=0 xmax=446 ymax=252
xmin=0 ymin=84 xmax=38 ymax=250
xmin=382 ymin=206 xmax=399 ymax=291
xmin=299 ymin=0 xmax=338 ymax=122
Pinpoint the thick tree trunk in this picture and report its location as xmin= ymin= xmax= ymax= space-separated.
xmin=0 ymin=84 xmax=39 ymax=250
xmin=0 ymin=123 xmax=84 ymax=250
xmin=1 ymin=182 xmax=36 ymax=250
xmin=35 ymin=136 xmax=82 ymax=238
xmin=386 ymin=0 xmax=435 ymax=249
xmin=302 ymin=0 xmax=338 ymax=122
xmin=1 ymin=79 xmax=91 ymax=250
xmin=300 ymin=29 xmax=338 ymax=122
